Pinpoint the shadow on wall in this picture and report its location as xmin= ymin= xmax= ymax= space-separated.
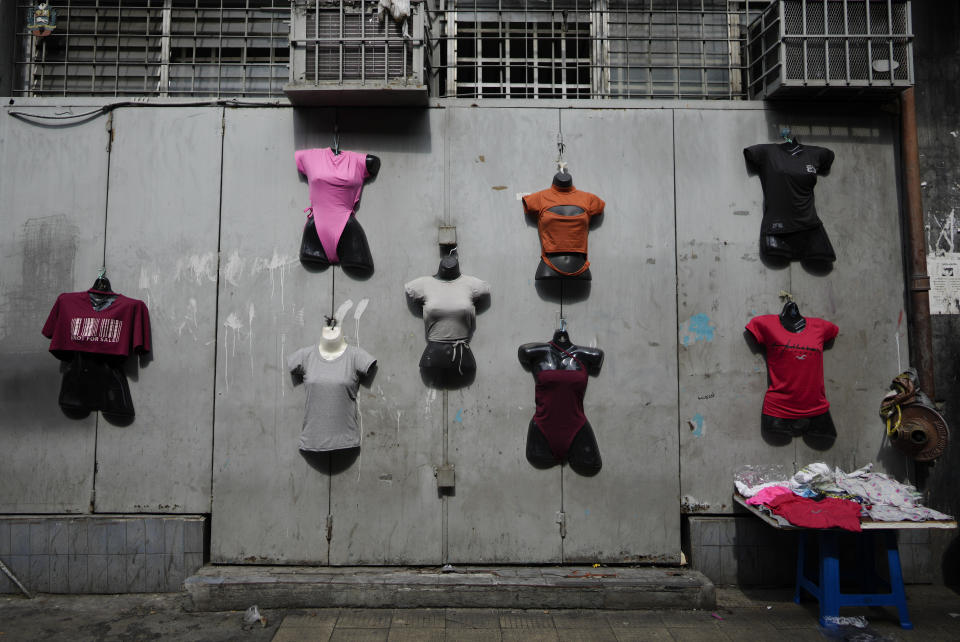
xmin=292 ymin=107 xmax=433 ymax=155
xmin=762 ymin=108 xmax=893 ymax=147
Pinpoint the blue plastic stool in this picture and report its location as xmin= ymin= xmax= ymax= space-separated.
xmin=794 ymin=529 xmax=912 ymax=629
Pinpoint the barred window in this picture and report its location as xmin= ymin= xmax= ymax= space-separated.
xmin=434 ymin=0 xmax=771 ymax=99
xmin=13 ymin=0 xmax=772 ymax=99
xmin=15 ymin=0 xmax=290 ymax=97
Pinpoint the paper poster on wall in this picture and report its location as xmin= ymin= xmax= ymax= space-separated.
xmin=927 ymin=252 xmax=960 ymax=315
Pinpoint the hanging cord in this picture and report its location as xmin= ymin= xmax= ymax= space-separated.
xmin=883 ymin=404 xmax=903 ymax=438
xmin=556 ymin=110 xmax=567 ymax=173
xmin=333 ymin=109 xmax=341 ymax=154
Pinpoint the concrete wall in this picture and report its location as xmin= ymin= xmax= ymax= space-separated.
xmin=0 ymin=99 xmax=905 ymax=566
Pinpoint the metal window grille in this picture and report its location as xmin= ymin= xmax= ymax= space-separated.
xmin=445 ymin=13 xmax=593 ymax=99
xmin=12 ymin=0 xmax=779 ymax=99
xmin=14 ymin=0 xmax=290 ymax=97
xmin=747 ymin=0 xmax=913 ymax=100
xmin=296 ymin=1 xmax=417 ymax=84
xmin=431 ymin=0 xmax=773 ymax=99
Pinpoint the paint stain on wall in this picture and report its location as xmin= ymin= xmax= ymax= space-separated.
xmin=689 ymin=413 xmax=705 ymax=437
xmin=222 ymin=312 xmax=244 ymax=392
xmin=1 ymin=215 xmax=78 ymax=349
xmin=223 ymin=250 xmax=245 ymax=287
xmin=175 ymin=252 xmax=218 ymax=285
xmin=679 ymin=313 xmax=716 ymax=346
xmin=251 ymin=249 xmax=296 ymax=309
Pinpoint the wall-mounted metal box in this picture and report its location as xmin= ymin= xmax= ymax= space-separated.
xmin=285 ymin=0 xmax=427 ymax=106
xmin=747 ymin=0 xmax=913 ymax=100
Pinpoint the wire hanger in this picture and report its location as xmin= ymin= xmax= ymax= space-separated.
xmin=91 ymin=266 xmax=111 ymax=291
xmin=556 ymin=111 xmax=568 ymax=174
xmin=780 ymin=126 xmax=801 ymax=152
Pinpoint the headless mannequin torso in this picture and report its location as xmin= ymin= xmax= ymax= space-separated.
xmin=518 ymin=330 xmax=604 ymax=475
xmin=779 ymin=301 xmax=806 ymax=332
xmin=318 ymin=323 xmax=348 ymax=360
xmin=761 ymin=301 xmax=835 ymax=445
xmin=299 ymin=152 xmax=382 ymax=276
xmin=534 ymin=171 xmax=592 ymax=280
xmin=418 ymin=254 xmax=476 ymax=372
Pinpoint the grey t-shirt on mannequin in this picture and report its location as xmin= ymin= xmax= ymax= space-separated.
xmin=287 ymin=344 xmax=376 ymax=451
xmin=404 ymin=275 xmax=491 ymax=341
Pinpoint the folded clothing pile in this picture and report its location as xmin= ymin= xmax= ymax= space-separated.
xmin=734 ymin=462 xmax=952 ymax=531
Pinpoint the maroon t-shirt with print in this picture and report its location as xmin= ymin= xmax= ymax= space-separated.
xmin=42 ymin=290 xmax=151 ymax=360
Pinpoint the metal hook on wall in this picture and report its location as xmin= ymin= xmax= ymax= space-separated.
xmin=556 ymin=110 xmax=567 ymax=173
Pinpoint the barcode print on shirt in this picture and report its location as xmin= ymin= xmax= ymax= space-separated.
xmin=70 ymin=317 xmax=123 ymax=343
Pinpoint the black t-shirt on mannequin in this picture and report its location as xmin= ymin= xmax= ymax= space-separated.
xmin=518 ymin=329 xmax=604 ymax=475
xmin=744 ymin=140 xmax=837 ymax=263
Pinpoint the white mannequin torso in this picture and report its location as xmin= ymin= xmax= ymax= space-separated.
xmin=318 ymin=325 xmax=348 ymax=360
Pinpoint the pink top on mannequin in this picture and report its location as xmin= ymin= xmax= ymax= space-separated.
xmin=296 ymin=147 xmax=370 ymax=263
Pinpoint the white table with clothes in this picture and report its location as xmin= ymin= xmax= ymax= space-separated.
xmin=734 ymin=463 xmax=956 ymax=629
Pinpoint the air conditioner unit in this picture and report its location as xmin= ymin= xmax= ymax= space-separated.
xmin=747 ymin=0 xmax=913 ymax=100
xmin=285 ymin=0 xmax=427 ymax=105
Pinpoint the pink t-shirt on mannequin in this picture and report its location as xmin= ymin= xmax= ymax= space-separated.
xmin=295 ymin=147 xmax=370 ymax=263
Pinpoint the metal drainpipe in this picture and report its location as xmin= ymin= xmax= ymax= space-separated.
xmin=900 ymin=87 xmax=936 ymax=399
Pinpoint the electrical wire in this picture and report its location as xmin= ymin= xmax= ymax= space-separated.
xmin=7 ymin=98 xmax=287 ymax=125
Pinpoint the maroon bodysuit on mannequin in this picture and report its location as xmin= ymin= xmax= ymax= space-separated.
xmin=519 ymin=330 xmax=604 ymax=475
xmin=533 ymin=344 xmax=589 ymax=459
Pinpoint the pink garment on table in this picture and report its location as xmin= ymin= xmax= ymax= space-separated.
xmin=295 ymin=147 xmax=370 ymax=263
xmin=746 ymin=485 xmax=792 ymax=506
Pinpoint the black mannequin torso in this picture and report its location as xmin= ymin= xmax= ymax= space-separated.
xmin=763 ymin=300 xmax=835 ymax=447
xmin=518 ymin=330 xmax=604 ymax=475
xmin=299 ymin=151 xmax=381 ymax=276
xmin=518 ymin=331 xmax=604 ymax=375
xmin=89 ymin=275 xmax=117 ymax=311
xmin=779 ymin=301 xmax=806 ymax=332
xmin=434 ymin=254 xmax=461 ymax=280
xmin=534 ymin=171 xmax=591 ymax=280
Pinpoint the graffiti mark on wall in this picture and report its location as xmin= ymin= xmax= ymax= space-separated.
xmin=680 ymin=313 xmax=716 ymax=346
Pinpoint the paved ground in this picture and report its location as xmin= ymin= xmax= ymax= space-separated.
xmin=1 ymin=585 xmax=959 ymax=641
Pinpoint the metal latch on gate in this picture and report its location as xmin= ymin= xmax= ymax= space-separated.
xmin=555 ymin=511 xmax=567 ymax=538
xmin=435 ymin=464 xmax=455 ymax=489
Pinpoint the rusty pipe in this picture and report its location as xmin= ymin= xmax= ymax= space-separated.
xmin=900 ymin=87 xmax=936 ymax=399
